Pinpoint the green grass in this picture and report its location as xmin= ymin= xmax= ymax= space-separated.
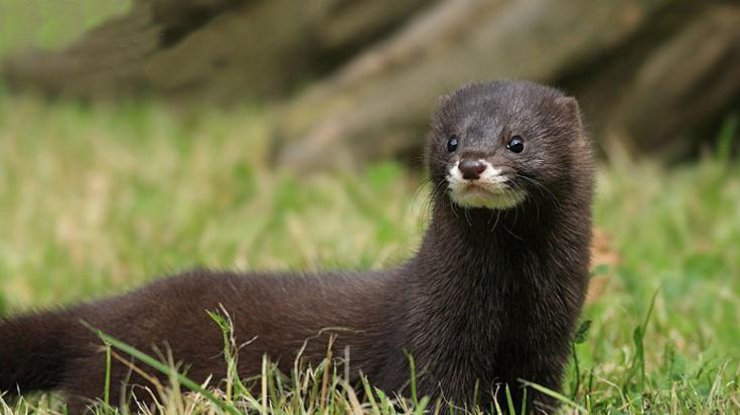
xmin=0 ymin=2 xmax=738 ymax=413
xmin=0 ymin=91 xmax=738 ymax=414
xmin=0 ymin=1 xmax=129 ymax=57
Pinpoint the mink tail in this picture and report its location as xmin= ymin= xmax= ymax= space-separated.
xmin=0 ymin=311 xmax=76 ymax=395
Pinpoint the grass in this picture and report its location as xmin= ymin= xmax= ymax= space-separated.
xmin=0 ymin=1 xmax=129 ymax=56
xmin=0 ymin=90 xmax=738 ymax=415
xmin=0 ymin=2 xmax=738 ymax=413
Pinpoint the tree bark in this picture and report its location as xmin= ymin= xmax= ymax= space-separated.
xmin=595 ymin=3 xmax=740 ymax=157
xmin=2 ymin=0 xmax=737 ymax=168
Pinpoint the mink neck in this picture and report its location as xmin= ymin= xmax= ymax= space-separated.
xmin=405 ymin=191 xmax=589 ymax=344
xmin=419 ymin=194 xmax=564 ymax=271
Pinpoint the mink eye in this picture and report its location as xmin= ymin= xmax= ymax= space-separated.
xmin=447 ymin=135 xmax=459 ymax=153
xmin=506 ymin=136 xmax=524 ymax=153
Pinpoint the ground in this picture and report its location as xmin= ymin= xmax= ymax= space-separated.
xmin=0 ymin=87 xmax=738 ymax=415
xmin=0 ymin=2 xmax=738 ymax=414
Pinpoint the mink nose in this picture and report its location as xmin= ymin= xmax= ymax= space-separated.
xmin=458 ymin=159 xmax=487 ymax=180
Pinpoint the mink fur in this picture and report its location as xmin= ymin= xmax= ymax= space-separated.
xmin=0 ymin=80 xmax=592 ymax=414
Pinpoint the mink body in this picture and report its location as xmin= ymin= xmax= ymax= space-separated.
xmin=1 ymin=80 xmax=592 ymax=414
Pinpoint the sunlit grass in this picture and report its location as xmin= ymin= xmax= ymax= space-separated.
xmin=1 ymin=1 xmax=736 ymax=413
xmin=0 ymin=92 xmax=737 ymax=413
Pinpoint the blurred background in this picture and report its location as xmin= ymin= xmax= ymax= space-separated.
xmin=2 ymin=0 xmax=739 ymax=169
xmin=0 ymin=0 xmax=738 ymax=413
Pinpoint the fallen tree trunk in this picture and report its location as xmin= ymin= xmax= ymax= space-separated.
xmin=2 ymin=0 xmax=737 ymax=169
xmin=272 ymin=0 xmax=739 ymax=171
xmin=586 ymin=3 xmax=740 ymax=157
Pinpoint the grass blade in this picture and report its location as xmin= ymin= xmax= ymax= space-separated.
xmin=90 ymin=327 xmax=242 ymax=415
xmin=518 ymin=380 xmax=586 ymax=413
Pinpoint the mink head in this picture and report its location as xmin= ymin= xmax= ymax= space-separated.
xmin=426 ymin=80 xmax=590 ymax=210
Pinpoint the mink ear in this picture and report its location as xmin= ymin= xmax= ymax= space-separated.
xmin=555 ymin=96 xmax=584 ymax=132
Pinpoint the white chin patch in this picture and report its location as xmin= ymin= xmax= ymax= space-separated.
xmin=447 ymin=160 xmax=526 ymax=209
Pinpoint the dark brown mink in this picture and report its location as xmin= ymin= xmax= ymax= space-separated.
xmin=0 ymin=80 xmax=593 ymax=414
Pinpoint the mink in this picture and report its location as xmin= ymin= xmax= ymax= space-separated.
xmin=0 ymin=80 xmax=593 ymax=414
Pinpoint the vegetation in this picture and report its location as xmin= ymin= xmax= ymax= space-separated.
xmin=0 ymin=1 xmax=127 ymax=55
xmin=0 ymin=2 xmax=738 ymax=414
xmin=0 ymin=92 xmax=738 ymax=414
